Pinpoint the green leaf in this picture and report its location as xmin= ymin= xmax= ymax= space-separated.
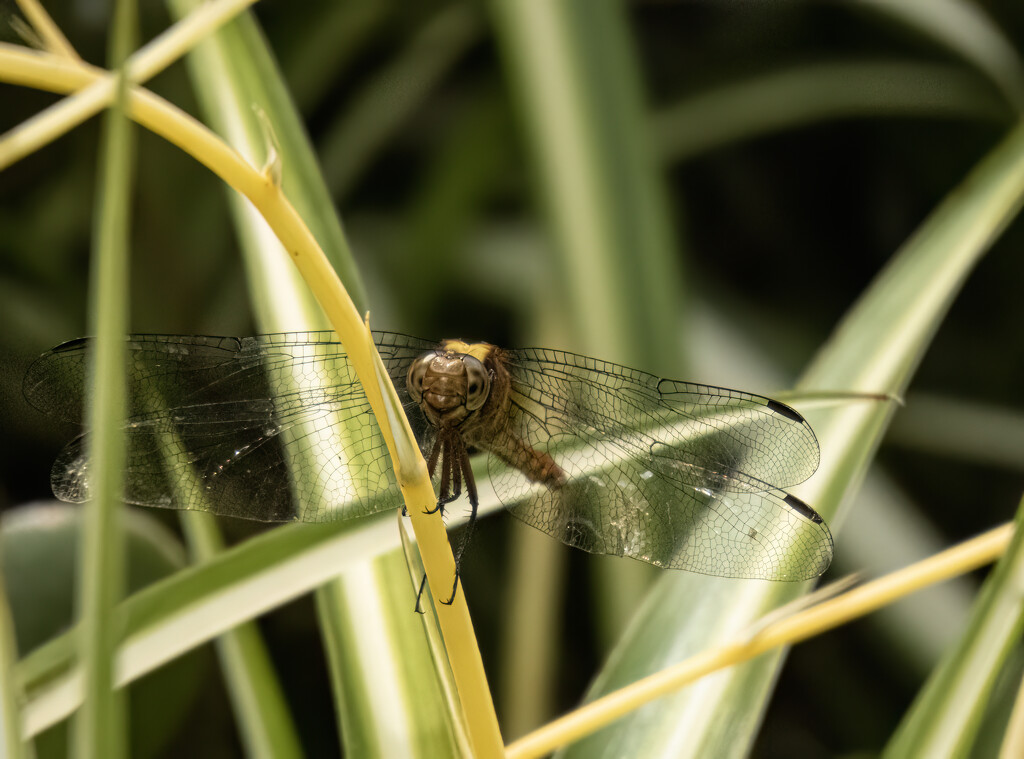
xmin=74 ymin=3 xmax=137 ymax=754
xmin=318 ymin=3 xmax=484 ymax=201
xmin=0 ymin=541 xmax=31 ymax=759
xmin=4 ymin=504 xmax=205 ymax=758
xmin=488 ymin=0 xmax=684 ymax=365
xmin=656 ymin=61 xmax=1013 ymax=164
xmin=167 ymin=1 xmax=369 ymax=318
xmin=857 ymin=0 xmax=1024 ymax=111
xmin=887 ymin=393 xmax=1024 ymax=473
xmin=15 ymin=510 xmax=403 ymax=738
xmin=179 ymin=512 xmax=302 ymax=759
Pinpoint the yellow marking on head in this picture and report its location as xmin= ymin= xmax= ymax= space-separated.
xmin=441 ymin=339 xmax=493 ymax=363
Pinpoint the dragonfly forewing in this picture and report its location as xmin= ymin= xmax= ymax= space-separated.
xmin=24 ymin=332 xmax=434 ymax=522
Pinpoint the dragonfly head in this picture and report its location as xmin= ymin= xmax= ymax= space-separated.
xmin=407 ymin=347 xmax=493 ymax=428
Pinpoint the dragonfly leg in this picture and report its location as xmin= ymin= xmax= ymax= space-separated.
xmin=452 ymin=449 xmax=463 ymax=499
xmin=417 ymin=433 xmax=473 ymax=607
xmin=439 ymin=570 xmax=461 ymax=607
xmin=414 ymin=569 xmax=461 ymax=611
xmin=439 ymin=444 xmax=478 ymax=606
xmin=414 ymin=573 xmax=428 ymax=614
xmin=417 ymin=436 xmax=446 ymax=518
xmin=425 ymin=490 xmax=463 ymax=516
xmin=425 ymin=488 xmax=461 ymax=518
xmin=437 ymin=489 xmax=463 ymax=508
xmin=426 ymin=435 xmax=452 ymax=515
xmin=426 ymin=435 xmax=442 ymax=477
xmin=426 ymin=432 xmax=466 ymax=516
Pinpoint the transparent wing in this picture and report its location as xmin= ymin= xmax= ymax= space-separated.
xmin=487 ymin=348 xmax=832 ymax=579
xmin=23 ymin=332 xmax=435 ymax=522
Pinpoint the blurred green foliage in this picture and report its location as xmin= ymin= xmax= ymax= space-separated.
xmin=2 ymin=504 xmax=209 ymax=758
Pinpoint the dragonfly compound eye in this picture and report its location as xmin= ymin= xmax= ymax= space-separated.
xmin=406 ymin=352 xmax=435 ymax=403
xmin=462 ymin=355 xmax=491 ymax=411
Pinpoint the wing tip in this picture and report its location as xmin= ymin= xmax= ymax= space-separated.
xmin=781 ymin=492 xmax=835 ymax=579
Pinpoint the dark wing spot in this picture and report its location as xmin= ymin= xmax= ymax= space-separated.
xmin=767 ymin=399 xmax=804 ymax=423
xmin=783 ymin=493 xmax=822 ymax=524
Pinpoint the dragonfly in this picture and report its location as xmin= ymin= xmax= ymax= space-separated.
xmin=24 ymin=332 xmax=833 ymax=602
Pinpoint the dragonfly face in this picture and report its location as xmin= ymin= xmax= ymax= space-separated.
xmin=24 ymin=331 xmax=834 ymax=583
xmin=406 ymin=342 xmax=494 ymax=429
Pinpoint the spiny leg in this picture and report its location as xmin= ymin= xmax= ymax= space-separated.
xmin=440 ymin=442 xmax=480 ymax=606
xmin=453 ymin=441 xmax=478 ymax=567
xmin=413 ymin=435 xmax=446 ymax=611
xmin=416 ymin=431 xmax=467 ymax=611
xmin=426 ymin=434 xmax=442 ymax=476
xmin=436 ymin=435 xmax=453 ymax=511
xmin=414 ymin=573 xmax=429 ymax=615
xmin=408 ymin=436 xmax=444 ymax=519
xmin=425 ymin=434 xmax=456 ymax=516
xmin=452 ymin=447 xmax=463 ymax=497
